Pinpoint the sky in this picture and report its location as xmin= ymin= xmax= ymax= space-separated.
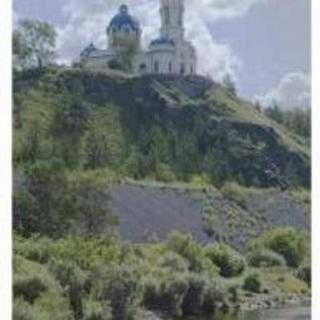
xmin=13 ymin=0 xmax=311 ymax=109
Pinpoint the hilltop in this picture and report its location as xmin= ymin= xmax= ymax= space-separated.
xmin=13 ymin=67 xmax=310 ymax=241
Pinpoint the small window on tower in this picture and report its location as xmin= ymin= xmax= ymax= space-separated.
xmin=164 ymin=6 xmax=170 ymax=25
xmin=169 ymin=62 xmax=172 ymax=73
xmin=190 ymin=65 xmax=194 ymax=74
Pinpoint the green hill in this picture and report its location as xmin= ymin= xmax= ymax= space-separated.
xmin=13 ymin=66 xmax=311 ymax=319
xmin=14 ymin=67 xmax=310 ymax=189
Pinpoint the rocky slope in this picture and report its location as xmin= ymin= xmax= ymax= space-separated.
xmin=109 ymin=181 xmax=309 ymax=249
xmin=13 ymin=67 xmax=310 ymax=243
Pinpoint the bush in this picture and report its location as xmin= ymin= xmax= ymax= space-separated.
xmin=14 ymin=275 xmax=47 ymax=303
xmin=181 ymin=274 xmax=207 ymax=316
xmin=142 ymin=275 xmax=188 ymax=317
xmin=204 ymin=243 xmax=245 ymax=278
xmin=221 ymin=182 xmax=247 ymax=209
xmin=101 ymin=266 xmax=141 ymax=320
xmin=202 ymin=281 xmax=228 ymax=316
xmin=166 ymin=232 xmax=206 ymax=272
xmin=247 ymin=249 xmax=286 ymax=268
xmin=13 ymin=298 xmax=33 ymax=320
xmin=297 ymin=264 xmax=311 ymax=287
xmin=155 ymin=163 xmax=176 ymax=183
xmin=13 ymin=234 xmax=51 ymax=264
xmin=158 ymin=251 xmax=189 ymax=273
xmin=243 ymin=274 xmax=261 ymax=293
xmin=83 ymin=299 xmax=112 ymax=320
xmin=251 ymin=228 xmax=307 ymax=268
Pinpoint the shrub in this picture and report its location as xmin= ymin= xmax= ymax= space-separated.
xmin=251 ymin=228 xmax=307 ymax=268
xmin=101 ymin=266 xmax=141 ymax=320
xmin=204 ymin=243 xmax=245 ymax=278
xmin=142 ymin=275 xmax=188 ymax=318
xmin=14 ymin=275 xmax=47 ymax=303
xmin=221 ymin=182 xmax=247 ymax=208
xmin=83 ymin=299 xmax=112 ymax=320
xmin=13 ymin=298 xmax=33 ymax=320
xmin=297 ymin=264 xmax=311 ymax=287
xmin=155 ymin=163 xmax=176 ymax=183
xmin=14 ymin=236 xmax=51 ymax=264
xmin=181 ymin=274 xmax=207 ymax=316
xmin=158 ymin=251 xmax=189 ymax=273
xmin=228 ymin=285 xmax=239 ymax=303
xmin=247 ymin=249 xmax=286 ymax=268
xmin=49 ymin=260 xmax=88 ymax=320
xmin=166 ymin=232 xmax=205 ymax=272
xmin=243 ymin=274 xmax=261 ymax=293
xmin=202 ymin=281 xmax=228 ymax=316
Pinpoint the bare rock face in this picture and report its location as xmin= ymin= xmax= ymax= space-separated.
xmin=109 ymin=182 xmax=310 ymax=249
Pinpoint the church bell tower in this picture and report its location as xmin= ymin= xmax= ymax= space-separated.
xmin=160 ymin=0 xmax=185 ymax=43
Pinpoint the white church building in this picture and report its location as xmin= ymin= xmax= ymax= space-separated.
xmin=80 ymin=0 xmax=197 ymax=76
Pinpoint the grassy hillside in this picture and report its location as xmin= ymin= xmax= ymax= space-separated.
xmin=13 ymin=66 xmax=311 ymax=319
xmin=14 ymin=67 xmax=310 ymax=189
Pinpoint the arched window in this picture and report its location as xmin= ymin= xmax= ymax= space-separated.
xmin=180 ymin=63 xmax=185 ymax=75
xmin=168 ymin=62 xmax=172 ymax=73
xmin=154 ymin=61 xmax=159 ymax=73
xmin=190 ymin=65 xmax=194 ymax=74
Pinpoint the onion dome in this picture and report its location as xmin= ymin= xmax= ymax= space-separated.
xmin=107 ymin=4 xmax=140 ymax=33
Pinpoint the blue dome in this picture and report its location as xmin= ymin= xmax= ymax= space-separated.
xmin=108 ymin=4 xmax=140 ymax=33
xmin=150 ymin=36 xmax=175 ymax=47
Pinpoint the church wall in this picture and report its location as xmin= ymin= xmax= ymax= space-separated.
xmin=145 ymin=50 xmax=176 ymax=74
xmin=84 ymin=57 xmax=113 ymax=71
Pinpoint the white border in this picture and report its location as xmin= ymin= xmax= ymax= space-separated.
xmin=0 ymin=0 xmax=12 ymax=319
xmin=312 ymin=0 xmax=320 ymax=317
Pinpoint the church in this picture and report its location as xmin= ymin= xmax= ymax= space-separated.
xmin=79 ymin=0 xmax=197 ymax=76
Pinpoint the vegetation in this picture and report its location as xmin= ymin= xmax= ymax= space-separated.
xmin=243 ymin=273 xmax=261 ymax=293
xmin=12 ymin=20 xmax=311 ymax=319
xmin=247 ymin=249 xmax=286 ymax=268
xmin=264 ymin=104 xmax=311 ymax=142
xmin=13 ymin=19 xmax=57 ymax=70
xmin=249 ymin=228 xmax=307 ymax=268
xmin=204 ymin=243 xmax=245 ymax=278
xmin=13 ymin=230 xmax=310 ymax=320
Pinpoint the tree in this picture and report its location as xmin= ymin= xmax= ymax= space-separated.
xmin=265 ymin=101 xmax=284 ymax=124
xmin=13 ymin=19 xmax=57 ymax=70
xmin=222 ymin=74 xmax=236 ymax=95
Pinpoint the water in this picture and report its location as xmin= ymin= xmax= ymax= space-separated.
xmin=240 ymin=307 xmax=311 ymax=320
xmin=187 ymin=307 xmax=311 ymax=320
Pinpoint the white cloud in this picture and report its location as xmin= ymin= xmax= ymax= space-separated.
xmin=197 ymin=0 xmax=265 ymax=20
xmin=255 ymin=72 xmax=311 ymax=109
xmin=56 ymin=0 xmax=262 ymax=80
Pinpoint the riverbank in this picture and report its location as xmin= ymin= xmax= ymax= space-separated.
xmin=240 ymin=293 xmax=311 ymax=311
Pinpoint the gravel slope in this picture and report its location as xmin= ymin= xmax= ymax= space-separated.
xmin=109 ymin=183 xmax=310 ymax=249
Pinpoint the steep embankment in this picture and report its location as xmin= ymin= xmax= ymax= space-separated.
xmin=13 ymin=67 xmax=310 ymax=244
xmin=109 ymin=181 xmax=309 ymax=250
xmin=55 ymin=69 xmax=310 ymax=187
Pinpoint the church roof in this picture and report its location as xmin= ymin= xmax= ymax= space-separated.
xmin=150 ymin=35 xmax=175 ymax=47
xmin=80 ymin=43 xmax=97 ymax=57
xmin=107 ymin=4 xmax=140 ymax=32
